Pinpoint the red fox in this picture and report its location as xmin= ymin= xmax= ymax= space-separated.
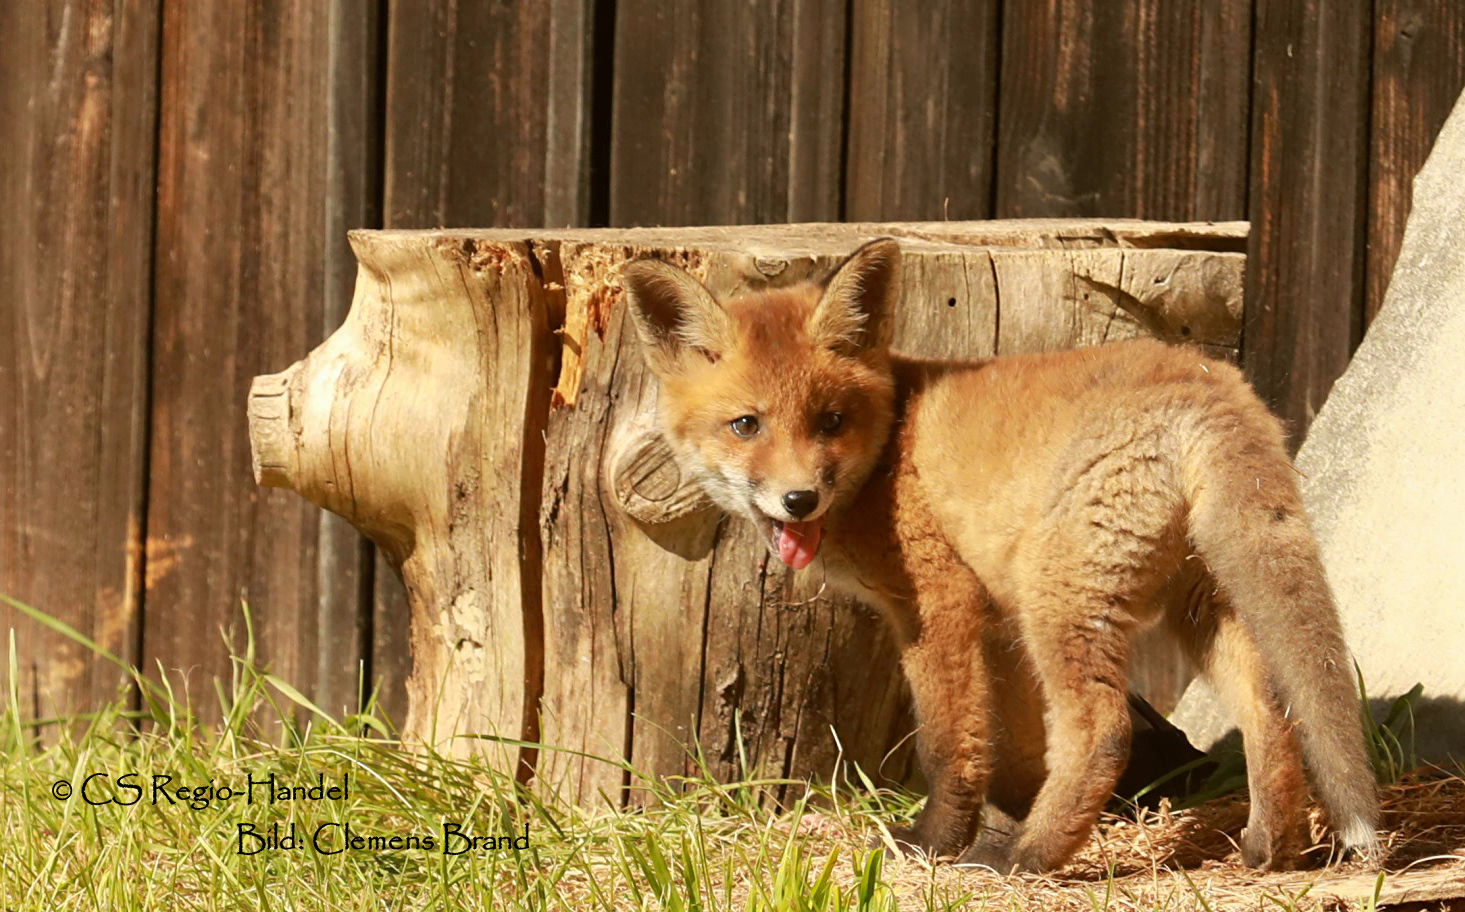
xmin=620 ymin=239 xmax=1379 ymax=873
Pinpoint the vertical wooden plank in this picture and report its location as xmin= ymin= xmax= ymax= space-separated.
xmin=1245 ymin=0 xmax=1372 ymax=443
xmin=844 ymin=0 xmax=1001 ymax=221
xmin=147 ymin=1 xmax=375 ymax=721
xmin=0 ymin=0 xmax=159 ymax=722
xmin=1367 ymin=1 xmax=1465 ymax=325
xmin=608 ymin=0 xmax=847 ymax=225
xmin=315 ymin=2 xmax=384 ymax=719
xmin=369 ymin=556 xmax=413 ymax=727
xmin=383 ymin=0 xmax=592 ymax=229
xmin=787 ymin=0 xmax=850 ymax=221
xmin=377 ymin=0 xmax=596 ymax=726
xmin=995 ymin=0 xmax=1252 ymax=220
xmin=546 ymin=0 xmax=599 ymax=227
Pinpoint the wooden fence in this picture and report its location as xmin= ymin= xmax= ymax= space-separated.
xmin=2 ymin=0 xmax=1462 ymax=738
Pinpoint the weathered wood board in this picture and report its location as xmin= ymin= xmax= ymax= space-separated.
xmin=248 ymin=221 xmax=1244 ymax=804
xmin=143 ymin=0 xmax=382 ymax=725
xmin=609 ymin=0 xmax=847 ymax=225
xmin=1244 ymin=0 xmax=1372 ymax=445
xmin=845 ymin=0 xmax=1000 ymax=221
xmin=0 ymin=0 xmax=158 ymax=727
xmin=995 ymin=0 xmax=1253 ymax=222
xmin=1366 ymin=0 xmax=1465 ymax=324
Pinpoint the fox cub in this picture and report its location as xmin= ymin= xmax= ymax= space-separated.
xmin=620 ymin=239 xmax=1378 ymax=873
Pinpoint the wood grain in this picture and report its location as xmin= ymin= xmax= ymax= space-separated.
xmin=995 ymin=0 xmax=1252 ymax=221
xmin=0 ymin=0 xmax=158 ymax=723
xmin=1367 ymin=0 xmax=1465 ymax=324
xmin=1244 ymin=0 xmax=1372 ymax=445
xmin=431 ymin=220 xmax=1248 ymax=251
xmin=845 ymin=0 xmax=1001 ymax=221
xmin=146 ymin=0 xmax=374 ymax=721
xmin=376 ymin=0 xmax=595 ymax=727
xmin=608 ymin=0 xmax=847 ymax=225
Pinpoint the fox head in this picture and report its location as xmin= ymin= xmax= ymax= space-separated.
xmin=621 ymin=239 xmax=901 ymax=570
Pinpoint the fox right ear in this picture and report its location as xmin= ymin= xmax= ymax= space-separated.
xmin=620 ymin=259 xmax=733 ymax=374
xmin=811 ymin=238 xmax=900 ymax=355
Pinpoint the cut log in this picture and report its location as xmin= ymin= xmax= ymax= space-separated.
xmin=248 ymin=233 xmax=555 ymax=777
xmin=247 ymin=220 xmax=1244 ymax=802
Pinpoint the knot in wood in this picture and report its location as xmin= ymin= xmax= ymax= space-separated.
xmin=754 ymin=256 xmax=788 ymax=278
xmin=608 ymin=424 xmax=716 ymax=525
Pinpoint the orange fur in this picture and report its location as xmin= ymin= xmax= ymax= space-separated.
xmin=621 ymin=241 xmax=1379 ymax=873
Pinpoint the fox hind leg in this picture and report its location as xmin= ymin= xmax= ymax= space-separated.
xmin=1181 ymin=412 xmax=1380 ymax=859
xmin=1170 ymin=579 xmax=1310 ymax=869
xmin=961 ymin=436 xmax=1183 ymax=873
xmin=961 ymin=587 xmax=1134 ymax=873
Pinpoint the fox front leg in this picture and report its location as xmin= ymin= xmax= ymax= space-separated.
xmin=883 ymin=603 xmax=992 ymax=859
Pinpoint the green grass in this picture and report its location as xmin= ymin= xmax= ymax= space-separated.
xmin=1 ymin=597 xmax=930 ymax=911
xmin=0 ymin=596 xmax=1432 ymax=911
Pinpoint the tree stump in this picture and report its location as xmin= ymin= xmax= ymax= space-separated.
xmin=247 ymin=221 xmax=1244 ymax=803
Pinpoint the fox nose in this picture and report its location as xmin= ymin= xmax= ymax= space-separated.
xmin=781 ymin=489 xmax=819 ymax=519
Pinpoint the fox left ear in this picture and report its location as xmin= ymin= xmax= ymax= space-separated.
xmin=620 ymin=258 xmax=734 ymax=375
xmin=810 ymin=238 xmax=900 ymax=355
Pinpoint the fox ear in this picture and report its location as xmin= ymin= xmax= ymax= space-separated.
xmin=810 ymin=238 xmax=900 ymax=355
xmin=620 ymin=258 xmax=734 ymax=374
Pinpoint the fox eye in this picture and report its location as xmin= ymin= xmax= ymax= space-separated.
xmin=818 ymin=411 xmax=844 ymax=435
xmin=730 ymin=415 xmax=760 ymax=438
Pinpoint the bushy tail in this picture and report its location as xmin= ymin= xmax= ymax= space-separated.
xmin=1179 ymin=408 xmax=1379 ymax=856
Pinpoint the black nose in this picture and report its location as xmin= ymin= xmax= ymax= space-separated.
xmin=782 ymin=489 xmax=819 ymax=519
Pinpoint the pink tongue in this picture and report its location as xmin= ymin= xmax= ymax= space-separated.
xmin=776 ymin=518 xmax=824 ymax=570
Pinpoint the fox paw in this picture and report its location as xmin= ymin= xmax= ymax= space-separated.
xmin=1239 ymin=823 xmax=1307 ymax=871
xmin=955 ymin=823 xmax=1045 ymax=874
xmin=955 ymin=839 xmax=1018 ymax=874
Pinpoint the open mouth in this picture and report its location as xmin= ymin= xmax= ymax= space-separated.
xmin=758 ymin=514 xmax=825 ymax=571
